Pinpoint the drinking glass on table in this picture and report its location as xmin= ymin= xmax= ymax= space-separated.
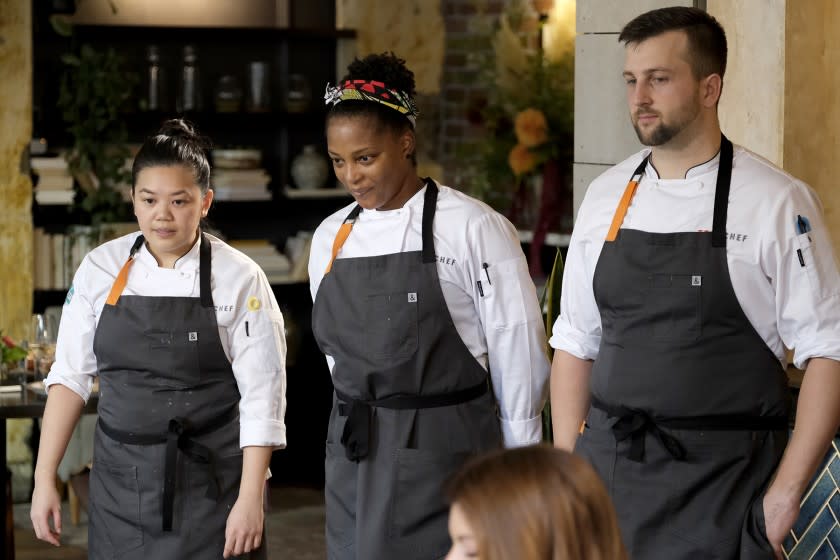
xmin=30 ymin=313 xmax=57 ymax=381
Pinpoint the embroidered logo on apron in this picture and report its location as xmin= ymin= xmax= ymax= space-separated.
xmin=691 ymin=275 xmax=702 ymax=286
xmin=188 ymin=332 xmax=198 ymax=341
xmin=407 ymin=292 xmax=417 ymax=303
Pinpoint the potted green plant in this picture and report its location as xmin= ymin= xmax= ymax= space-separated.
xmin=51 ymin=2 xmax=136 ymax=228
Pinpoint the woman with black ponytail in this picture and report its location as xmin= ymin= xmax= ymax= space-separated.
xmin=31 ymin=119 xmax=287 ymax=559
xmin=310 ymin=53 xmax=550 ymax=558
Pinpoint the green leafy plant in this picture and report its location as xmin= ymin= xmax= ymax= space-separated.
xmin=459 ymin=0 xmax=574 ymax=216
xmin=52 ymin=2 xmax=135 ymax=226
xmin=1 ymin=334 xmax=28 ymax=367
xmin=539 ymin=247 xmax=565 ymax=443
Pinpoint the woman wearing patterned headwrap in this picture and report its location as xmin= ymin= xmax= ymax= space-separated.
xmin=309 ymin=52 xmax=550 ymax=559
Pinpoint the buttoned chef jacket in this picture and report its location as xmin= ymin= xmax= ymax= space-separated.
xmin=309 ymin=182 xmax=551 ymax=447
xmin=550 ymin=146 xmax=840 ymax=369
xmin=45 ymin=232 xmax=288 ymax=449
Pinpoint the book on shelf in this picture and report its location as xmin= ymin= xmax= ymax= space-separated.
xmin=30 ymin=155 xmax=69 ymax=172
xmin=228 ymin=239 xmax=292 ymax=282
xmin=35 ymin=190 xmax=75 ymax=205
xmin=33 ymin=227 xmax=99 ymax=290
xmin=212 ymin=169 xmax=271 ymax=188
xmin=211 ymin=186 xmax=272 ymax=201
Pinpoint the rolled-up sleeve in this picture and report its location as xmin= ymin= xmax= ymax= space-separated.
xmin=44 ymin=257 xmax=98 ymax=403
xmin=764 ymin=182 xmax=840 ymax=368
xmin=468 ymin=213 xmax=550 ymax=447
xmin=228 ymin=270 xmax=288 ymax=449
xmin=549 ymin=227 xmax=603 ymax=360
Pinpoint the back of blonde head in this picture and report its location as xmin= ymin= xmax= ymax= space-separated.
xmin=447 ymin=445 xmax=628 ymax=560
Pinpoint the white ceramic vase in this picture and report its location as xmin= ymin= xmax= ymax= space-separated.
xmin=291 ymin=145 xmax=328 ymax=190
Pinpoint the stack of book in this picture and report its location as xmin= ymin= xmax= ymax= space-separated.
xmin=228 ymin=240 xmax=292 ymax=284
xmin=33 ymin=226 xmax=99 ymax=289
xmin=211 ymin=169 xmax=272 ymax=201
xmin=31 ymin=156 xmax=74 ymax=205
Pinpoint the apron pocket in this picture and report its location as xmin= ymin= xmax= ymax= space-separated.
xmin=645 ymin=273 xmax=702 ymax=342
xmin=387 ymin=448 xmax=470 ymax=556
xmin=89 ymin=460 xmax=143 ymax=556
xmin=144 ymin=330 xmax=201 ymax=387
xmin=325 ymin=442 xmax=357 ymax=552
xmin=740 ymin=493 xmax=774 ymax=559
xmin=364 ymin=292 xmax=419 ymax=363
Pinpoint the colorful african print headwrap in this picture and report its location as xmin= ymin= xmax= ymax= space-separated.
xmin=324 ymin=79 xmax=419 ymax=127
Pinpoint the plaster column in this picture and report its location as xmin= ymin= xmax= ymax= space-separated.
xmin=783 ymin=0 xmax=840 ymax=251
xmin=573 ymin=0 xmax=695 ymax=216
xmin=708 ymin=0 xmax=786 ymax=166
xmin=0 ymin=0 xmax=33 ymax=340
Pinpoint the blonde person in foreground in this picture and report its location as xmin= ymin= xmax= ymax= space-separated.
xmin=445 ymin=445 xmax=628 ymax=560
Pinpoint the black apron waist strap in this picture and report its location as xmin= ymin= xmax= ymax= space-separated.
xmin=591 ymin=397 xmax=788 ymax=463
xmin=98 ymin=404 xmax=238 ymax=531
xmin=334 ymin=378 xmax=490 ymax=462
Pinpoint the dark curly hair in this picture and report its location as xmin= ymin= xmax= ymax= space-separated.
xmin=327 ymin=52 xmax=418 ymax=159
xmin=131 ymin=118 xmax=212 ymax=194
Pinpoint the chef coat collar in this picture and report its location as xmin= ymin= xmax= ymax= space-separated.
xmin=357 ymin=180 xmax=434 ymax=221
xmin=135 ymin=230 xmax=202 ymax=270
xmin=644 ymin=149 xmax=723 ymax=181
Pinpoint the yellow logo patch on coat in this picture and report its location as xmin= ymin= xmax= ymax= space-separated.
xmin=247 ymin=296 xmax=261 ymax=311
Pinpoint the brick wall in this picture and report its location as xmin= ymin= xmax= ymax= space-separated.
xmin=438 ymin=0 xmax=505 ymax=187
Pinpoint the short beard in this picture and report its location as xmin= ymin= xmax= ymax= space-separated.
xmin=633 ymin=121 xmax=680 ymax=146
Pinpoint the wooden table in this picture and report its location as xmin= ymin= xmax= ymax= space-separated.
xmin=1 ymin=385 xmax=98 ymax=560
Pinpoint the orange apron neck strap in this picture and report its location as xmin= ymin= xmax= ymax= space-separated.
xmin=605 ymin=155 xmax=650 ymax=242
xmin=324 ymin=205 xmax=363 ymax=275
xmin=105 ymin=258 xmax=136 ymax=306
xmin=105 ymin=235 xmax=146 ymax=306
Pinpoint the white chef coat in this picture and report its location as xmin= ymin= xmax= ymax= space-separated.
xmin=45 ymin=231 xmax=287 ymax=449
xmin=309 ymin=182 xmax=551 ymax=447
xmin=550 ymin=145 xmax=840 ymax=370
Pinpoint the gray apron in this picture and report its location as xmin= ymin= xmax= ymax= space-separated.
xmin=89 ymin=233 xmax=265 ymax=559
xmin=312 ymin=181 xmax=503 ymax=560
xmin=578 ymin=137 xmax=790 ymax=559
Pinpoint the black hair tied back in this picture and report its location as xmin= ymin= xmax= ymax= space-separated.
xmin=131 ymin=118 xmax=212 ymax=193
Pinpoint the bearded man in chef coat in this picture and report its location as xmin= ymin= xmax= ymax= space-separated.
xmin=549 ymin=6 xmax=840 ymax=560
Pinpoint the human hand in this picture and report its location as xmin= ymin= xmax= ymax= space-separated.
xmin=223 ymin=493 xmax=264 ymax=558
xmin=30 ymin=480 xmax=62 ymax=546
xmin=763 ymin=487 xmax=800 ymax=559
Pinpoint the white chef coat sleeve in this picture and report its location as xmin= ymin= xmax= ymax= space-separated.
xmin=762 ymin=181 xmax=840 ymax=368
xmin=549 ymin=196 xmax=603 ymax=360
xmin=227 ymin=267 xmax=287 ymax=449
xmin=467 ymin=212 xmax=550 ymax=447
xmin=44 ymin=256 xmax=98 ymax=403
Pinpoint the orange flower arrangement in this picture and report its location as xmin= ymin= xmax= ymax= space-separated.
xmin=461 ymin=0 xmax=574 ymax=210
xmin=514 ymin=108 xmax=549 ymax=148
xmin=508 ymin=143 xmax=540 ymax=176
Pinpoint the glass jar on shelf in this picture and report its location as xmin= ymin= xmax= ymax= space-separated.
xmin=177 ymin=44 xmax=202 ymax=113
xmin=215 ymin=75 xmax=243 ymax=113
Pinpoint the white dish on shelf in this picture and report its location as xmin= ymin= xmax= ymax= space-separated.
xmin=283 ymin=186 xmax=351 ymax=199
xmin=212 ymin=149 xmax=262 ymax=169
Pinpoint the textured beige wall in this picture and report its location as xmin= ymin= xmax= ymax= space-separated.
xmin=784 ymin=0 xmax=840 ymax=251
xmin=335 ymin=0 xmax=443 ymax=94
xmin=0 ymin=0 xmax=33 ymax=340
xmin=708 ymin=0 xmax=786 ymax=166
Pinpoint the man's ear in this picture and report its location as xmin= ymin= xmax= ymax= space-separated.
xmin=702 ymin=73 xmax=723 ymax=108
